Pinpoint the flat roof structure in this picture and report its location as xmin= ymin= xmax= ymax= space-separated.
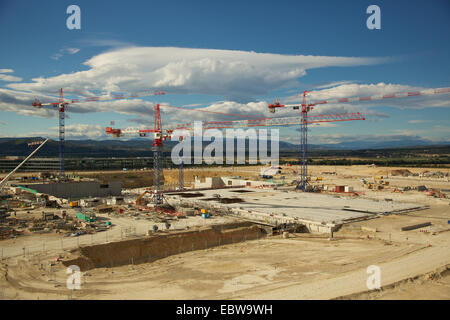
xmin=166 ymin=188 xmax=426 ymax=233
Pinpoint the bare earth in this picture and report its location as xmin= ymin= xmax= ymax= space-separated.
xmin=0 ymin=165 xmax=449 ymax=299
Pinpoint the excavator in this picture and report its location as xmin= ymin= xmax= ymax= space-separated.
xmin=135 ymin=189 xmax=152 ymax=206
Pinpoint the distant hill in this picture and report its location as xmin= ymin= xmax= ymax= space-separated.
xmin=319 ymin=138 xmax=445 ymax=150
xmin=0 ymin=137 xmax=300 ymax=157
xmin=0 ymin=137 xmax=448 ymax=157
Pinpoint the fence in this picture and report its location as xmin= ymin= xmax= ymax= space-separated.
xmin=0 ymin=217 xmax=264 ymax=261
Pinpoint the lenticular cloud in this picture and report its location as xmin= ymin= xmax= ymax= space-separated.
xmin=7 ymin=46 xmax=386 ymax=101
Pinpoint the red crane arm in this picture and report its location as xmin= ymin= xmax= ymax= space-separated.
xmin=268 ymin=87 xmax=450 ymax=112
xmin=173 ymin=112 xmax=365 ymax=131
xmin=105 ymin=112 xmax=365 ymax=137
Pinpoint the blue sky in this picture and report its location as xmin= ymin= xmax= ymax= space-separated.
xmin=0 ymin=0 xmax=449 ymax=145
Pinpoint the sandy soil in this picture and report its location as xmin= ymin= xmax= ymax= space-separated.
xmin=1 ymin=204 xmax=448 ymax=299
xmin=0 ymin=234 xmax=427 ymax=299
xmin=1 ymin=165 xmax=449 ymax=299
xmin=338 ymin=265 xmax=450 ymax=300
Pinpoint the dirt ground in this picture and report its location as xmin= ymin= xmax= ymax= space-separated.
xmin=338 ymin=265 xmax=450 ymax=300
xmin=1 ymin=204 xmax=448 ymax=300
xmin=1 ymin=165 xmax=449 ymax=299
xmin=0 ymin=234 xmax=429 ymax=299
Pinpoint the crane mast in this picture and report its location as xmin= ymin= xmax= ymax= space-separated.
xmin=32 ymin=89 xmax=165 ymax=182
xmin=58 ymin=88 xmax=66 ymax=180
xmin=152 ymin=104 xmax=164 ymax=205
xmin=299 ymin=91 xmax=309 ymax=191
xmin=268 ymin=86 xmax=450 ymax=191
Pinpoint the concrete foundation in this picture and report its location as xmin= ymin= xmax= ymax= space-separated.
xmin=194 ymin=176 xmax=274 ymax=189
xmin=166 ymin=188 xmax=427 ymax=234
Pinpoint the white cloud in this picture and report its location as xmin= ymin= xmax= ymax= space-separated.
xmin=30 ymin=124 xmax=107 ymax=140
xmin=51 ymin=47 xmax=80 ymax=60
xmin=64 ymin=48 xmax=80 ymax=54
xmin=433 ymin=125 xmax=450 ymax=133
xmin=78 ymin=38 xmax=133 ymax=48
xmin=0 ymin=88 xmax=57 ymax=117
xmin=0 ymin=84 xmax=389 ymax=134
xmin=0 ymin=74 xmax=22 ymax=82
xmin=308 ymin=122 xmax=339 ymax=128
xmin=0 ymin=68 xmax=22 ymax=82
xmin=0 ymin=87 xmax=160 ymax=118
xmin=313 ymin=80 xmax=357 ymax=89
xmin=408 ymin=120 xmax=432 ymax=124
xmin=284 ymin=82 xmax=450 ymax=110
xmin=8 ymin=46 xmax=387 ymax=101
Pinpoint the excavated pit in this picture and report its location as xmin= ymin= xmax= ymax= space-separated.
xmin=203 ymin=197 xmax=245 ymax=203
xmin=177 ymin=192 xmax=205 ymax=198
xmin=62 ymin=222 xmax=267 ymax=271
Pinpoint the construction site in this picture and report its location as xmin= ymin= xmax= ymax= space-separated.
xmin=0 ymin=84 xmax=449 ymax=300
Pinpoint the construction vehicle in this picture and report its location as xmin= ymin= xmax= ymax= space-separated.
xmin=428 ymin=189 xmax=446 ymax=198
xmin=372 ymin=176 xmax=389 ymax=187
xmin=69 ymin=201 xmax=79 ymax=208
xmin=365 ymin=182 xmax=384 ymax=190
xmin=135 ymin=190 xmax=152 ymax=205
xmin=201 ymin=209 xmax=210 ymax=219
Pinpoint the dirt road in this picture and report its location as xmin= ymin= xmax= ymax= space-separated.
xmin=239 ymin=234 xmax=449 ymax=299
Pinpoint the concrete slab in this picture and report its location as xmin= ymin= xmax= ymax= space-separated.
xmin=166 ymin=188 xmax=426 ymax=233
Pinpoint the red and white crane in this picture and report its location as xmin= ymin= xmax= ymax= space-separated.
xmin=268 ymin=87 xmax=450 ymax=191
xmin=106 ymin=104 xmax=366 ymax=200
xmin=106 ymin=102 xmax=279 ymax=202
xmin=32 ymin=89 xmax=165 ymax=180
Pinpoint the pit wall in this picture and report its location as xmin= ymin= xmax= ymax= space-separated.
xmin=63 ymin=222 xmax=265 ymax=271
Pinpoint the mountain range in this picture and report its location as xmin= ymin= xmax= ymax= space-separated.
xmin=0 ymin=137 xmax=448 ymax=157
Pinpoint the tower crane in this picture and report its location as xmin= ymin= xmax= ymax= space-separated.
xmin=106 ymin=104 xmax=170 ymax=205
xmin=31 ymin=89 xmax=165 ymax=180
xmin=106 ymin=110 xmax=365 ymax=200
xmin=268 ymin=87 xmax=450 ymax=191
xmin=106 ymin=103 xmax=272 ymax=204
